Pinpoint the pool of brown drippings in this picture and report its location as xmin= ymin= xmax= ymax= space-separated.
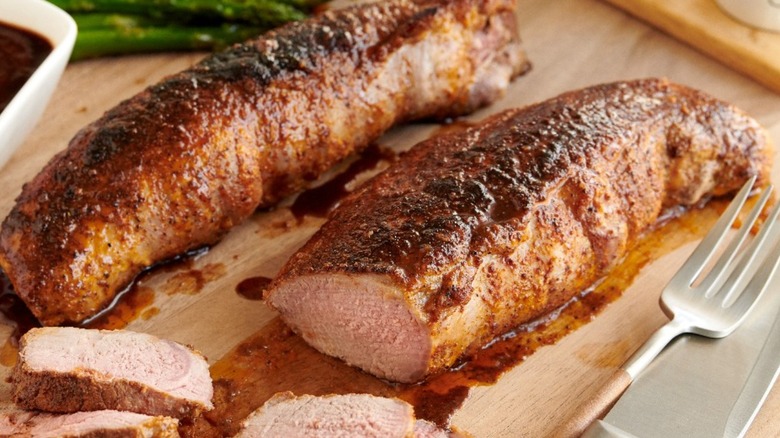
xmin=290 ymin=143 xmax=397 ymax=221
xmin=183 ymin=198 xmax=729 ymax=438
xmin=235 ymin=276 xmax=273 ymax=301
xmin=83 ymin=248 xmax=214 ymax=330
xmin=84 ymin=284 xmax=157 ymax=331
xmin=160 ymin=263 xmax=227 ymax=296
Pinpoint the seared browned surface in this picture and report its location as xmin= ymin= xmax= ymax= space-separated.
xmin=10 ymin=327 xmax=213 ymax=419
xmin=267 ymin=78 xmax=773 ymax=382
xmin=0 ymin=0 xmax=528 ymax=326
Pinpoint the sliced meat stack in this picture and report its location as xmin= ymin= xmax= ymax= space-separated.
xmin=0 ymin=408 xmax=179 ymax=437
xmin=235 ymin=392 xmax=455 ymax=438
xmin=11 ymin=327 xmax=213 ymax=419
xmin=266 ymin=78 xmax=773 ymax=382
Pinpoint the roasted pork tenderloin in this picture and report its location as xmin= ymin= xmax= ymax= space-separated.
xmin=0 ymin=407 xmax=179 ymax=438
xmin=266 ymin=78 xmax=773 ymax=383
xmin=10 ymin=327 xmax=213 ymax=419
xmin=0 ymin=0 xmax=528 ymax=326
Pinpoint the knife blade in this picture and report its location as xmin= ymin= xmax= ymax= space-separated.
xmin=724 ymin=293 xmax=780 ymax=438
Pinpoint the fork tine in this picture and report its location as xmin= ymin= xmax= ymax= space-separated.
xmin=701 ymin=184 xmax=774 ymax=298
xmin=667 ymin=176 xmax=757 ymax=290
xmin=720 ymin=198 xmax=780 ymax=309
xmin=727 ymin=216 xmax=780 ymax=322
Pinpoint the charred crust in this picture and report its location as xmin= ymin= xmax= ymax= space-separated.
xmin=197 ymin=1 xmax=422 ymax=83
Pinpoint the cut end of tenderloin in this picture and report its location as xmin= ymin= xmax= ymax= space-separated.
xmin=11 ymin=327 xmax=213 ymax=419
xmin=267 ymin=274 xmax=432 ymax=383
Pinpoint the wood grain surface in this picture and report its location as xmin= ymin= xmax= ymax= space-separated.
xmin=602 ymin=0 xmax=780 ymax=95
xmin=0 ymin=0 xmax=779 ymax=436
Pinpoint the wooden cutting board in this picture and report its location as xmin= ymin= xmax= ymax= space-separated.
xmin=602 ymin=0 xmax=780 ymax=94
xmin=1 ymin=0 xmax=779 ymax=436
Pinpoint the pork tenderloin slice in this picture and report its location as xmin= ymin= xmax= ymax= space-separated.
xmin=266 ymin=78 xmax=773 ymax=382
xmin=0 ymin=407 xmax=179 ymax=438
xmin=235 ymin=392 xmax=416 ymax=438
xmin=11 ymin=327 xmax=213 ymax=419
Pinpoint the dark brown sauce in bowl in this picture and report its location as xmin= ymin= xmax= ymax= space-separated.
xmin=0 ymin=22 xmax=52 ymax=113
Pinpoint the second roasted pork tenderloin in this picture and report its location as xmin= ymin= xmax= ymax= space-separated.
xmin=266 ymin=78 xmax=773 ymax=383
xmin=11 ymin=327 xmax=213 ymax=419
xmin=0 ymin=0 xmax=528 ymax=326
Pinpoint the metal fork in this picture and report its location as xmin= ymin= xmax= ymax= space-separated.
xmin=625 ymin=176 xmax=780 ymax=379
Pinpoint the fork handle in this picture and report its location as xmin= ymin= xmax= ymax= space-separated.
xmin=623 ymin=318 xmax=687 ymax=379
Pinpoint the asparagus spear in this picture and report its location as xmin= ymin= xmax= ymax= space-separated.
xmin=50 ymin=0 xmax=315 ymax=25
xmin=54 ymin=0 xmax=326 ymax=59
xmin=72 ymin=12 xmax=164 ymax=30
xmin=70 ymin=17 xmax=265 ymax=60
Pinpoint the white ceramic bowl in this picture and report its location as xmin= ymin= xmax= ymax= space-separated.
xmin=716 ymin=0 xmax=780 ymax=33
xmin=0 ymin=0 xmax=76 ymax=170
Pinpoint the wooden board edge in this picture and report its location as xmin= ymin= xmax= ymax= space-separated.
xmin=600 ymin=0 xmax=780 ymax=95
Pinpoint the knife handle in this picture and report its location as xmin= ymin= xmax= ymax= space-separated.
xmin=552 ymin=368 xmax=632 ymax=437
